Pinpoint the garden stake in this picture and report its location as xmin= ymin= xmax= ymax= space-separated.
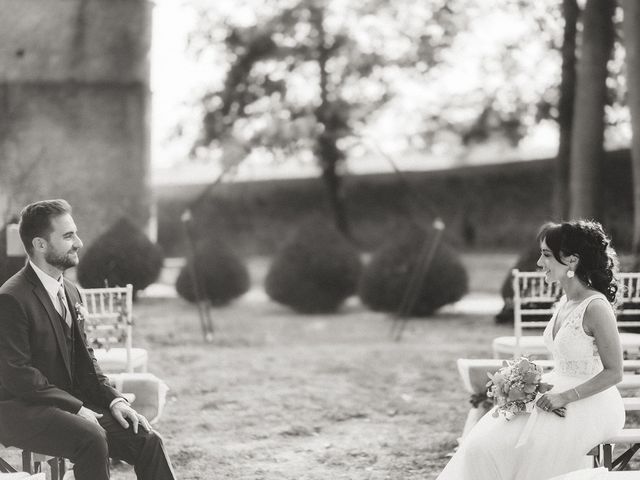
xmin=363 ymin=139 xmax=448 ymax=341
xmin=391 ymin=218 xmax=445 ymax=341
xmin=180 ymin=164 xmax=240 ymax=343
xmin=181 ymin=209 xmax=214 ymax=342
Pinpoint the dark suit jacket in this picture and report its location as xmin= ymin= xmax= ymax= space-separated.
xmin=0 ymin=263 xmax=123 ymax=443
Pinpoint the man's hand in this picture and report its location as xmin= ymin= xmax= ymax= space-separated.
xmin=110 ymin=401 xmax=151 ymax=434
xmin=77 ymin=406 xmax=103 ymax=425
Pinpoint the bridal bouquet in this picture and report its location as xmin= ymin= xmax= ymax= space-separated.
xmin=486 ymin=357 xmax=553 ymax=420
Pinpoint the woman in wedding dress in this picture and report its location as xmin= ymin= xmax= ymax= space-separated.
xmin=437 ymin=220 xmax=625 ymax=480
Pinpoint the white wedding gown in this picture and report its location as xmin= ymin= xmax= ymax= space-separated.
xmin=437 ymin=293 xmax=625 ymax=480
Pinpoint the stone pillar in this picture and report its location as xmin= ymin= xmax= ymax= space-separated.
xmin=0 ymin=0 xmax=153 ymax=246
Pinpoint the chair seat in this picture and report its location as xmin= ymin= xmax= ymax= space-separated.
xmin=492 ymin=333 xmax=640 ymax=359
xmin=604 ymin=428 xmax=640 ymax=444
xmin=492 ymin=336 xmax=551 ymax=358
xmin=93 ymin=347 xmax=148 ymax=373
xmin=107 ymin=373 xmax=169 ymax=424
xmin=623 ymin=397 xmax=640 ymax=410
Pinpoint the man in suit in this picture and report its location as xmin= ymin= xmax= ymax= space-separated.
xmin=0 ymin=199 xmax=176 ymax=479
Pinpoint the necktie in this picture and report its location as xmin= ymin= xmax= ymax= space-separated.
xmin=57 ymin=286 xmax=72 ymax=328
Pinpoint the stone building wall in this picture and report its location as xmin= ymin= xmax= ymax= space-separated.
xmin=0 ymin=0 xmax=152 ymax=246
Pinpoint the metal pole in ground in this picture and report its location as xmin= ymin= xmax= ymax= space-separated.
xmin=181 ymin=209 xmax=214 ymax=342
xmin=390 ymin=218 xmax=445 ymax=341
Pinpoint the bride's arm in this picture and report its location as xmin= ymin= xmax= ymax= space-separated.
xmin=567 ymin=299 xmax=624 ymax=400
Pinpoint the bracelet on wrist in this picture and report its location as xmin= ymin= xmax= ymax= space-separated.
xmin=573 ymin=387 xmax=581 ymax=400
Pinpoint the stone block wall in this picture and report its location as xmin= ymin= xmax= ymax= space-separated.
xmin=0 ymin=0 xmax=152 ymax=247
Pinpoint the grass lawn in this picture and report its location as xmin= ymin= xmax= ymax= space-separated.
xmin=6 ymin=252 xmax=638 ymax=478
xmin=107 ymin=252 xmax=516 ymax=479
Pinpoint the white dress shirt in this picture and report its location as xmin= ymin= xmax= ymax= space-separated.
xmin=29 ymin=260 xmax=67 ymax=318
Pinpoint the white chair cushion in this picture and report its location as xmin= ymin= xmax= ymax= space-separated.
xmin=107 ymin=372 xmax=169 ymax=424
xmin=93 ymin=347 xmax=148 ymax=373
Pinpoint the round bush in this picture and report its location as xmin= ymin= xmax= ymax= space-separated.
xmin=359 ymin=225 xmax=468 ymax=316
xmin=0 ymin=221 xmax=26 ymax=286
xmin=77 ymin=217 xmax=164 ymax=295
xmin=175 ymin=238 xmax=250 ymax=305
xmin=264 ymin=220 xmax=362 ymax=313
xmin=495 ymin=244 xmax=542 ymax=324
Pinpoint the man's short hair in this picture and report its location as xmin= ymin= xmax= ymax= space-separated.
xmin=19 ymin=199 xmax=72 ymax=255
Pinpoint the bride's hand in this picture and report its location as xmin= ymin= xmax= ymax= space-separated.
xmin=536 ymin=393 xmax=569 ymax=416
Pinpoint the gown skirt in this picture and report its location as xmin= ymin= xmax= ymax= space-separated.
xmin=436 ymin=370 xmax=625 ymax=480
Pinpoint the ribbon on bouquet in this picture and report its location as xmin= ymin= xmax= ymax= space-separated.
xmin=515 ymin=407 xmax=539 ymax=448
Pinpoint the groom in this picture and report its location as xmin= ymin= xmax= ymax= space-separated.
xmin=0 ymin=199 xmax=176 ymax=480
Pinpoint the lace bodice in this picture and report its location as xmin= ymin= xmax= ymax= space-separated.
xmin=543 ymin=293 xmax=607 ymax=377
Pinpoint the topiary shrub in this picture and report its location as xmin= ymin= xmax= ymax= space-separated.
xmin=175 ymin=238 xmax=250 ymax=305
xmin=264 ymin=219 xmax=362 ymax=313
xmin=495 ymin=244 xmax=546 ymax=324
xmin=77 ymin=217 xmax=164 ymax=296
xmin=359 ymin=225 xmax=468 ymax=316
xmin=0 ymin=220 xmax=26 ymax=286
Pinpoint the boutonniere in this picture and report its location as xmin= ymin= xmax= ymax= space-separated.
xmin=75 ymin=303 xmax=89 ymax=321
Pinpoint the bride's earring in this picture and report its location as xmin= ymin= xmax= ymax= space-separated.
xmin=567 ymin=270 xmax=575 ymax=279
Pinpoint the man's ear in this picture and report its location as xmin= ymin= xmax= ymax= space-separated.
xmin=32 ymin=237 xmax=46 ymax=252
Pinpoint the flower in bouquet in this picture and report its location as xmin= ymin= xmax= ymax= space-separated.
xmin=486 ymin=357 xmax=553 ymax=420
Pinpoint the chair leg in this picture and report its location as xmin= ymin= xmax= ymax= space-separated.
xmin=611 ymin=443 xmax=640 ymax=471
xmin=59 ymin=456 xmax=66 ymax=479
xmin=588 ymin=445 xmax=600 ymax=467
xmin=0 ymin=456 xmax=17 ymax=473
xmin=22 ymin=450 xmax=66 ymax=478
xmin=48 ymin=456 xmax=60 ymax=480
xmin=22 ymin=450 xmax=33 ymax=473
xmin=602 ymin=444 xmax=614 ymax=470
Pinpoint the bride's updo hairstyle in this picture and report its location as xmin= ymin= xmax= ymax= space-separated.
xmin=537 ymin=220 xmax=620 ymax=304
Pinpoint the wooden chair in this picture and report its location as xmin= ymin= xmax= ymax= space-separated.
xmin=78 ymin=284 xmax=148 ymax=373
xmin=0 ymin=451 xmax=17 ymax=473
xmin=590 ymin=398 xmax=640 ymax=470
xmin=22 ymin=452 xmax=65 ymax=479
xmin=492 ymin=270 xmax=640 ymax=359
xmin=492 ymin=269 xmax=561 ymax=358
xmin=0 ymin=444 xmax=64 ymax=478
xmin=617 ymin=273 xmax=640 ymax=332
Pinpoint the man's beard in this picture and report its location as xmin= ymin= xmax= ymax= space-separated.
xmin=45 ymin=249 xmax=79 ymax=271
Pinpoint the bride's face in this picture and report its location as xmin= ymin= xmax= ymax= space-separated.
xmin=537 ymin=238 xmax=570 ymax=284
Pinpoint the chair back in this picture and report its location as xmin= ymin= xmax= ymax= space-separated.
xmin=618 ymin=273 xmax=640 ymax=328
xmin=78 ymin=284 xmax=134 ymax=371
xmin=512 ymin=269 xmax=562 ymax=357
xmin=512 ymin=270 xmax=640 ymax=356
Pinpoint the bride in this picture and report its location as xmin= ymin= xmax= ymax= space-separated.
xmin=437 ymin=220 xmax=625 ymax=480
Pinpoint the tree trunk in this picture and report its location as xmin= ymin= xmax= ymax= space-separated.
xmin=554 ymin=0 xmax=579 ymax=220
xmin=312 ymin=6 xmax=351 ymax=238
xmin=622 ymin=0 xmax=640 ymax=266
xmin=320 ymin=149 xmax=350 ymax=237
xmin=568 ymin=0 xmax=615 ymax=220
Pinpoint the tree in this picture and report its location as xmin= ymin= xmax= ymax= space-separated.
xmin=622 ymin=0 xmax=640 ymax=266
xmin=568 ymin=0 xmax=616 ymax=220
xmin=553 ymin=0 xmax=579 ymax=220
xmin=187 ymin=0 xmax=460 ymax=237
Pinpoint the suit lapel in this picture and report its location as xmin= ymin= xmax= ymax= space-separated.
xmin=25 ymin=264 xmax=73 ymax=380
